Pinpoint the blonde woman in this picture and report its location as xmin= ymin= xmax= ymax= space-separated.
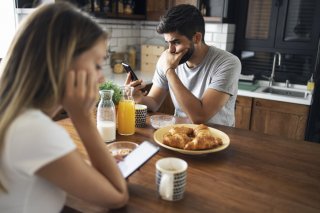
xmin=0 ymin=2 xmax=128 ymax=212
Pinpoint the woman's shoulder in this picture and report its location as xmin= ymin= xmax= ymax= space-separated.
xmin=3 ymin=108 xmax=76 ymax=182
xmin=7 ymin=108 xmax=72 ymax=146
xmin=12 ymin=109 xmax=57 ymax=130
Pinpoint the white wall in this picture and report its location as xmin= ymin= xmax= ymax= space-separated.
xmin=204 ymin=23 xmax=236 ymax=52
xmin=0 ymin=0 xmax=16 ymax=58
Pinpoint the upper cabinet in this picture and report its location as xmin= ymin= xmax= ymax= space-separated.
xmin=16 ymin=0 xmax=235 ymax=22
xmin=15 ymin=0 xmax=54 ymax=8
xmin=90 ymin=0 xmax=147 ymax=20
xmin=146 ymin=0 xmax=235 ymax=22
xmin=146 ymin=0 xmax=171 ymax=21
xmin=15 ymin=0 xmax=147 ymax=20
xmin=237 ymin=0 xmax=320 ymax=51
xmin=146 ymin=0 xmax=198 ymax=21
xmin=198 ymin=0 xmax=235 ymax=23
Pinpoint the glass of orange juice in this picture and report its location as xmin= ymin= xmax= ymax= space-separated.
xmin=117 ymin=86 xmax=135 ymax=135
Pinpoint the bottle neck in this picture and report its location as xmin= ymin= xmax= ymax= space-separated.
xmin=99 ymin=90 xmax=114 ymax=102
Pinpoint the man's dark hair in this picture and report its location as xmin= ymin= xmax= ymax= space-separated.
xmin=156 ymin=4 xmax=205 ymax=42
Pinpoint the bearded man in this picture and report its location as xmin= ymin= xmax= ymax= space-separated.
xmin=127 ymin=4 xmax=241 ymax=127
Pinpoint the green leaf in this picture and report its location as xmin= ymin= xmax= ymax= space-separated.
xmin=99 ymin=81 xmax=122 ymax=105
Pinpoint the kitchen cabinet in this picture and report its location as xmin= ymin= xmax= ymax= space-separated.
xmin=198 ymin=0 xmax=235 ymax=22
xmin=237 ymin=0 xmax=320 ymax=51
xmin=146 ymin=0 xmax=170 ymax=21
xmin=17 ymin=0 xmax=148 ymax=20
xmin=235 ymin=96 xmax=253 ymax=130
xmin=146 ymin=0 xmax=197 ymax=21
xmin=141 ymin=44 xmax=165 ymax=72
xmin=235 ymin=96 xmax=309 ymax=140
xmin=147 ymin=0 xmax=234 ymax=22
xmin=250 ymin=98 xmax=309 ymax=140
xmin=89 ymin=0 xmax=147 ymax=20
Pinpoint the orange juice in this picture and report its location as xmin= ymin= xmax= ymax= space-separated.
xmin=117 ymin=99 xmax=135 ymax=135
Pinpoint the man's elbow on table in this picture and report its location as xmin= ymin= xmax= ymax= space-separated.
xmin=189 ymin=92 xmax=230 ymax=124
xmin=188 ymin=105 xmax=222 ymax=124
xmin=189 ymin=115 xmax=210 ymax=125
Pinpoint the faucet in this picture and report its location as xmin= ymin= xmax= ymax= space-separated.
xmin=269 ymin=52 xmax=281 ymax=87
xmin=285 ymin=79 xmax=290 ymax=88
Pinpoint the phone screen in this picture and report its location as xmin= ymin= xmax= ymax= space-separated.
xmin=122 ymin=62 xmax=139 ymax=81
xmin=118 ymin=141 xmax=159 ymax=178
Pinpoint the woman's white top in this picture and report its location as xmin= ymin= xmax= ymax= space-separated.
xmin=0 ymin=109 xmax=76 ymax=213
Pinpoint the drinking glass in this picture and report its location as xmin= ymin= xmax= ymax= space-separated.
xmin=117 ymin=86 xmax=135 ymax=135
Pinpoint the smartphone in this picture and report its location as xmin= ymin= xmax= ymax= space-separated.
xmin=122 ymin=62 xmax=139 ymax=81
xmin=118 ymin=141 xmax=159 ymax=178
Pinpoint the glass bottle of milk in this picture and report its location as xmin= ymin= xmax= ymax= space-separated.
xmin=97 ymin=90 xmax=116 ymax=142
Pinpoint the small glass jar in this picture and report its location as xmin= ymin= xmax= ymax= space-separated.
xmin=113 ymin=59 xmax=124 ymax=74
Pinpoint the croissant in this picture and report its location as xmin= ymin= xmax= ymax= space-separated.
xmin=184 ymin=132 xmax=223 ymax=150
xmin=184 ymin=137 xmax=214 ymax=150
xmin=169 ymin=126 xmax=194 ymax=137
xmin=194 ymin=124 xmax=210 ymax=136
xmin=162 ymin=124 xmax=223 ymax=150
xmin=163 ymin=132 xmax=190 ymax=149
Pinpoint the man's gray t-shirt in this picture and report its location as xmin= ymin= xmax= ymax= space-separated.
xmin=152 ymin=46 xmax=241 ymax=127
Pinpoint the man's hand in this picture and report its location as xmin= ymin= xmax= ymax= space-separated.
xmin=124 ymin=73 xmax=147 ymax=103
xmin=158 ymin=48 xmax=188 ymax=74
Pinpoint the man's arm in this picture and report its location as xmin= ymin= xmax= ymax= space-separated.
xmin=125 ymin=73 xmax=168 ymax=112
xmin=166 ymin=69 xmax=230 ymax=124
xmin=140 ymin=85 xmax=168 ymax=112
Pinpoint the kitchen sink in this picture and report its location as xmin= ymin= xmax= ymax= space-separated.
xmin=262 ymin=87 xmax=307 ymax=98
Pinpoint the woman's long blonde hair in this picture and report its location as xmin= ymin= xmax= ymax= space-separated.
xmin=0 ymin=2 xmax=107 ymax=191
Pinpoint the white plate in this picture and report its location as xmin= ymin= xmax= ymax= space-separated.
xmin=153 ymin=124 xmax=230 ymax=155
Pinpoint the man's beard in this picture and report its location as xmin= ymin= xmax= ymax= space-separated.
xmin=178 ymin=42 xmax=195 ymax=65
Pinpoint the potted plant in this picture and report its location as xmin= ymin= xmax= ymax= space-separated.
xmin=99 ymin=80 xmax=122 ymax=105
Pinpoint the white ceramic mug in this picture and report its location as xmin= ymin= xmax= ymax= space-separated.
xmin=155 ymin=157 xmax=188 ymax=201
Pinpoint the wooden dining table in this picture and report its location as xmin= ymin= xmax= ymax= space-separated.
xmin=57 ymin=114 xmax=320 ymax=213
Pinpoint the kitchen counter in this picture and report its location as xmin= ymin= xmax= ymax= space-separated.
xmin=103 ymin=68 xmax=313 ymax=106
xmin=238 ymin=80 xmax=313 ymax=105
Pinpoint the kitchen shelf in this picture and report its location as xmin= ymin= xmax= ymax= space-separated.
xmin=92 ymin=12 xmax=145 ymax=20
xmin=203 ymin=16 xmax=234 ymax=23
xmin=90 ymin=0 xmax=146 ymax=21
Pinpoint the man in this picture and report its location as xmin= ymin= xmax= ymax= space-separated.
xmin=126 ymin=4 xmax=241 ymax=127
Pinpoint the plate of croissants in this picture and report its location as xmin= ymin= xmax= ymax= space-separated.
xmin=153 ymin=124 xmax=230 ymax=155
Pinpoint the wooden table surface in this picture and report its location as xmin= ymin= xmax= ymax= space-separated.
xmin=57 ymin=115 xmax=320 ymax=213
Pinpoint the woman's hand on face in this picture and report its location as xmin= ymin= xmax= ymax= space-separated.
xmin=62 ymin=70 xmax=97 ymax=118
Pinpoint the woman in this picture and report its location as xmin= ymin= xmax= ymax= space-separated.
xmin=0 ymin=2 xmax=128 ymax=212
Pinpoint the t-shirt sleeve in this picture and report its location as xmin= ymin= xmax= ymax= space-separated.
xmin=152 ymin=61 xmax=169 ymax=90
xmin=208 ymin=54 xmax=241 ymax=96
xmin=8 ymin=120 xmax=76 ymax=176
